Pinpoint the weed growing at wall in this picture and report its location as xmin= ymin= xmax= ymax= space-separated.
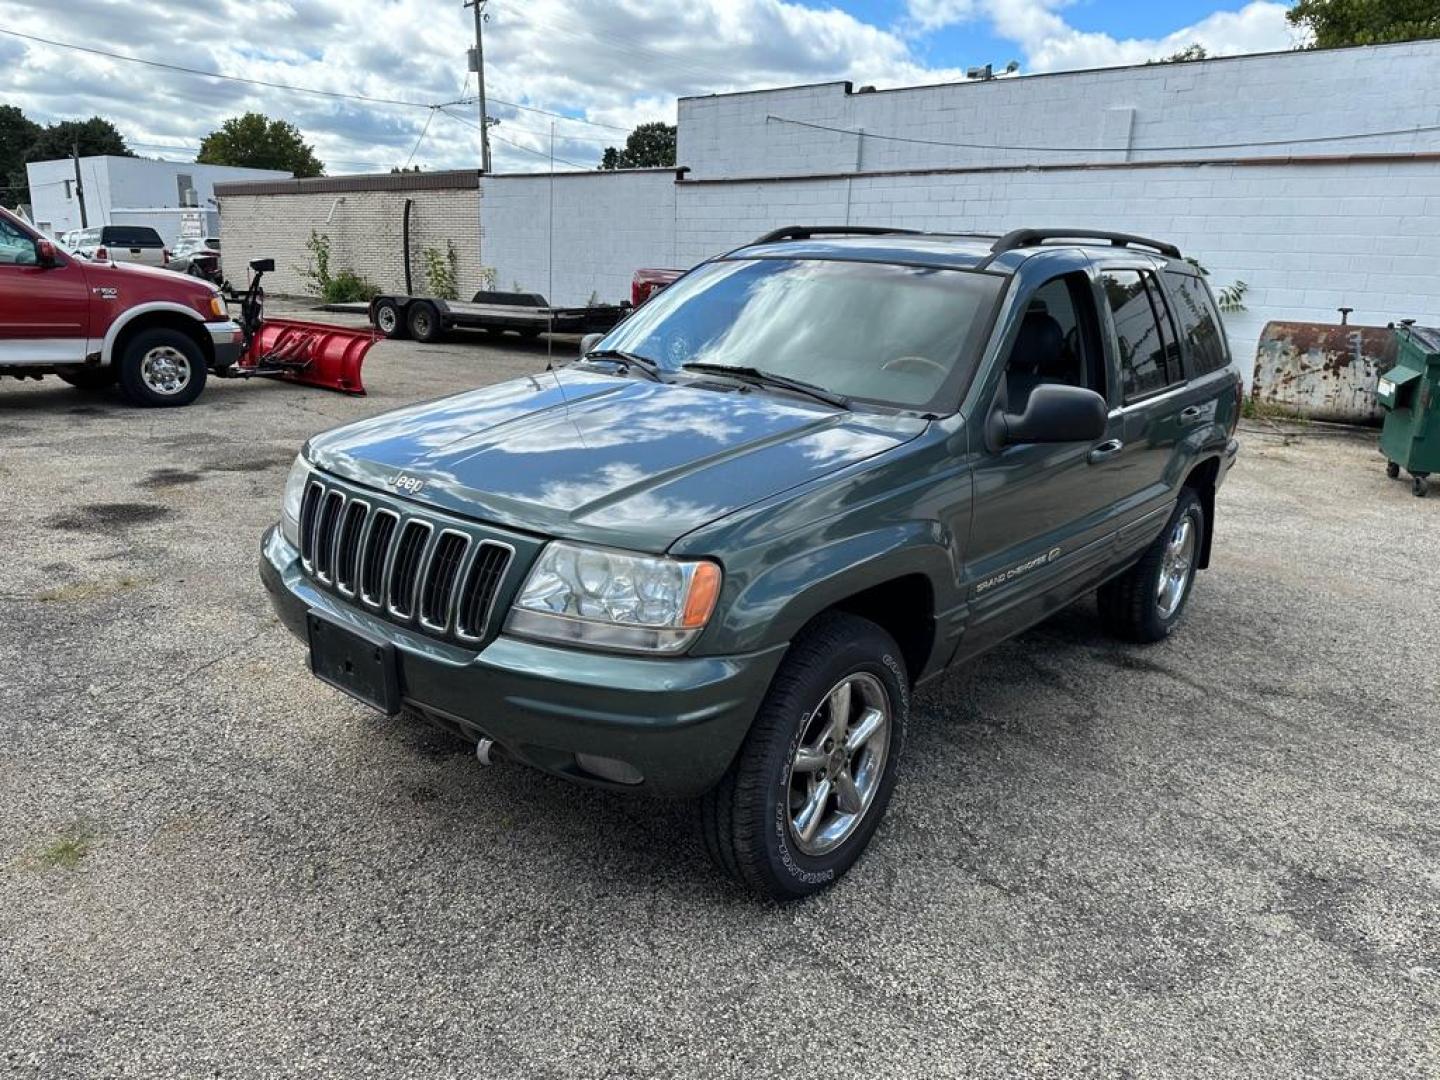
xmin=423 ymin=241 xmax=460 ymax=300
xmin=303 ymin=230 xmax=380 ymax=304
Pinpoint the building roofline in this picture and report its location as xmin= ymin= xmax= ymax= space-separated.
xmin=214 ymin=169 xmax=481 ymax=197
xmin=678 ymin=38 xmax=1437 ymax=106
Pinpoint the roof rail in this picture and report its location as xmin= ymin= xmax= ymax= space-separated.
xmin=989 ymin=228 xmax=1182 ymax=260
xmin=751 ymin=225 xmax=924 ymax=245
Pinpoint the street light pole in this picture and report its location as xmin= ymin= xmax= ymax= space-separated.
xmin=465 ymin=0 xmax=492 ymax=173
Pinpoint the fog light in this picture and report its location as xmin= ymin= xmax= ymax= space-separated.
xmin=575 ymin=752 xmax=643 ymax=785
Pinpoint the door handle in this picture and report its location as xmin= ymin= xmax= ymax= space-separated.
xmin=1087 ymin=439 xmax=1124 ymax=464
xmin=1179 ymin=405 xmax=1203 ymax=422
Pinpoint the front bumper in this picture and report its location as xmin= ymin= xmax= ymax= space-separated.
xmin=206 ymin=319 xmax=244 ymax=369
xmin=259 ymin=526 xmax=785 ymax=797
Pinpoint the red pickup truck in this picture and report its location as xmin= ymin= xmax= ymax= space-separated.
xmin=0 ymin=206 xmax=242 ymax=406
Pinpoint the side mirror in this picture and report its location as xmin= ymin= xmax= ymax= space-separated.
xmin=579 ymin=332 xmax=604 ymax=358
xmin=35 ymin=239 xmax=58 ymax=268
xmin=989 ymin=383 xmax=1108 ymax=447
xmin=249 ymin=257 xmax=275 ymax=273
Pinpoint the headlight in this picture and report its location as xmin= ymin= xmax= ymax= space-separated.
xmin=506 ymin=541 xmax=722 ymax=654
xmin=280 ymin=454 xmax=311 ymax=548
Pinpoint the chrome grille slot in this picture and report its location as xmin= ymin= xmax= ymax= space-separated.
xmin=420 ymin=531 xmax=470 ymax=630
xmin=334 ymin=500 xmax=369 ymax=593
xmin=456 ymin=542 xmax=513 ymax=641
xmin=360 ymin=510 xmax=398 ymax=606
xmin=313 ymin=490 xmax=345 ymax=581
xmin=387 ymin=520 xmax=432 ymax=618
xmin=294 ymin=475 xmax=519 ymax=647
xmin=299 ymin=481 xmax=323 ymax=566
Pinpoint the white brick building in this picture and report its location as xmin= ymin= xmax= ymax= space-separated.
xmin=480 ymin=39 xmax=1440 ymax=377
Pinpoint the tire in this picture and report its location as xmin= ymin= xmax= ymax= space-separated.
xmin=374 ymin=299 xmax=408 ymax=340
xmin=698 ymin=612 xmax=909 ymax=901
xmin=1413 ymin=475 xmax=1430 ymax=498
xmin=1386 ymin=461 xmax=1401 ymax=480
xmin=116 ymin=328 xmax=207 ymax=407
xmin=407 ymin=301 xmax=442 ymax=342
xmin=517 ymin=328 xmax=541 ymax=341
xmin=58 ymin=367 xmax=118 ymax=390
xmin=1098 ymin=487 xmax=1205 ymax=643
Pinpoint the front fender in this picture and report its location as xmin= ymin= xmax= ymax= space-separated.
xmin=100 ymin=301 xmax=207 ymax=365
xmin=702 ymin=521 xmax=957 ymax=660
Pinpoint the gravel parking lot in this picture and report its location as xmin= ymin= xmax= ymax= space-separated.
xmin=2 ymin=319 xmax=1437 ymax=1078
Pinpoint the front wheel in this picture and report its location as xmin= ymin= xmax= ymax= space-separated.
xmin=374 ymin=299 xmax=408 ymax=339
xmin=116 ymin=329 xmax=207 ymax=407
xmin=1098 ymin=487 xmax=1205 ymax=643
xmin=698 ymin=612 xmax=909 ymax=901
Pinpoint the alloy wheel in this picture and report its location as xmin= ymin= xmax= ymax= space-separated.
xmin=140 ymin=346 xmax=192 ymax=396
xmin=1156 ymin=513 xmax=1197 ymax=619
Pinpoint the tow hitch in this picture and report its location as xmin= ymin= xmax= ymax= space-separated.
xmin=222 ymin=258 xmax=377 ymax=395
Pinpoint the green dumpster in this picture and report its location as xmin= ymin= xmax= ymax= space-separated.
xmin=1377 ymin=324 xmax=1440 ymax=497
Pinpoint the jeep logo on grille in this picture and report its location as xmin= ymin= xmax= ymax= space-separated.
xmin=392 ymin=473 xmax=426 ymax=496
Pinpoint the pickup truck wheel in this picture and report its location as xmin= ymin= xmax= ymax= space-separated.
xmin=1098 ymin=488 xmax=1205 ymax=643
xmin=699 ymin=612 xmax=908 ymax=901
xmin=374 ymin=299 xmax=408 ymax=339
xmin=58 ymin=368 xmax=118 ymax=390
xmin=117 ymin=329 xmax=207 ymax=407
xmin=407 ymin=301 xmax=442 ymax=342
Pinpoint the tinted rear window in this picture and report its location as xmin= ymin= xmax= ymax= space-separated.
xmin=101 ymin=227 xmax=163 ymax=247
xmin=1162 ymin=270 xmax=1230 ymax=376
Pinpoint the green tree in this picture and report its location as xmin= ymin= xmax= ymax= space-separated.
xmin=598 ymin=121 xmax=677 ymax=170
xmin=1287 ymin=0 xmax=1440 ymax=48
xmin=198 ymin=113 xmax=324 ymax=177
xmin=1148 ymin=43 xmax=1209 ymax=63
xmin=24 ymin=116 xmax=132 ymax=163
xmin=0 ymin=105 xmax=42 ymax=197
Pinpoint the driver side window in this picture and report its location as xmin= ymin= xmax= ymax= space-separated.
xmin=0 ymin=217 xmax=38 ymax=266
xmin=1002 ymin=273 xmax=1103 ymax=410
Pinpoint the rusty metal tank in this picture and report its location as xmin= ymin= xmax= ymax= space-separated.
xmin=1252 ymin=320 xmax=1398 ymax=424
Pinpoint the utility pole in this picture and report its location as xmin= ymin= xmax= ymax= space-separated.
xmin=465 ymin=0 xmax=492 ymax=173
xmin=71 ymin=143 xmax=88 ymax=228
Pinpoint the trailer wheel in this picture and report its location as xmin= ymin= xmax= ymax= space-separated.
xmin=117 ymin=329 xmax=207 ymax=407
xmin=407 ymin=301 xmax=442 ymax=343
xmin=374 ymin=299 xmax=408 ymax=340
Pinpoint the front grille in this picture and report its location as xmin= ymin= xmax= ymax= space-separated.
xmin=298 ymin=475 xmax=515 ymax=646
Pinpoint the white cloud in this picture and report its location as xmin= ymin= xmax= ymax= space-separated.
xmin=905 ymin=0 xmax=1303 ymax=71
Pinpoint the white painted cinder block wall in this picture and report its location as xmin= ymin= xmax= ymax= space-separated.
xmin=478 ymin=169 xmax=678 ymax=305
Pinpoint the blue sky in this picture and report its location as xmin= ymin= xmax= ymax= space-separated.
xmin=0 ymin=1 xmax=1303 ymax=174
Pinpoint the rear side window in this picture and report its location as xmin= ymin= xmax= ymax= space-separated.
xmin=101 ymin=226 xmax=164 ymax=247
xmin=0 ymin=216 xmax=37 ymax=265
xmin=1162 ymin=270 xmax=1230 ymax=376
xmin=1101 ymin=269 xmax=1184 ymax=401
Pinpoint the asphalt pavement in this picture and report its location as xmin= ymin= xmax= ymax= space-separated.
xmin=1 ymin=320 xmax=1437 ymax=1078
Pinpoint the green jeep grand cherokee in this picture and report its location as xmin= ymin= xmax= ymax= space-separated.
xmin=260 ymin=226 xmax=1242 ymax=900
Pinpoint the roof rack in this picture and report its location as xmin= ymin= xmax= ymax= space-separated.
xmin=751 ymin=225 xmax=924 ymax=245
xmin=989 ymin=228 xmax=1182 ymax=259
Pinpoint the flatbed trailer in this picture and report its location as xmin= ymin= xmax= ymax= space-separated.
xmin=369 ymin=290 xmax=630 ymax=343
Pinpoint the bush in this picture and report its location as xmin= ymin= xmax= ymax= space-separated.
xmin=422 ymin=242 xmax=459 ymax=301
xmin=303 ymin=230 xmax=379 ymax=303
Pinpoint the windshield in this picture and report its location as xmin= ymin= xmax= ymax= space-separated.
xmin=596 ymin=257 xmax=1003 ymax=411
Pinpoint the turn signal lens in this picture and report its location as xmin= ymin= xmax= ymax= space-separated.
xmin=208 ymin=295 xmax=226 ymax=318
xmin=681 ymin=561 xmax=722 ymax=628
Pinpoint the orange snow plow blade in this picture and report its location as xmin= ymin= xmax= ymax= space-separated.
xmin=237 ymin=318 xmax=377 ymax=396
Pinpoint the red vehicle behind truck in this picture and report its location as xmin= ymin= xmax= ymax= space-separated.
xmin=0 ymin=206 xmax=243 ymax=407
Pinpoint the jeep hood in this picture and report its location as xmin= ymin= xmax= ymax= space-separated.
xmin=306 ymin=368 xmax=927 ymax=550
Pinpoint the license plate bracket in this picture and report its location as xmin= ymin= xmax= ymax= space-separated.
xmin=307 ymin=612 xmax=400 ymax=715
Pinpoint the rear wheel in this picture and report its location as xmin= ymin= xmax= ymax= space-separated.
xmin=698 ymin=612 xmax=908 ymax=901
xmin=116 ymin=329 xmax=206 ymax=407
xmin=1099 ymin=487 xmax=1205 ymax=643
xmin=59 ymin=367 xmax=117 ymax=391
xmin=407 ymin=301 xmax=442 ymax=342
xmin=374 ymin=299 xmax=407 ymax=339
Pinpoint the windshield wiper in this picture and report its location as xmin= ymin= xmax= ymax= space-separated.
xmin=680 ymin=363 xmax=849 ymax=410
xmin=582 ymin=348 xmax=663 ymax=382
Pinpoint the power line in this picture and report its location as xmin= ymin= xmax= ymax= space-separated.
xmin=437 ymin=109 xmax=591 ymax=170
xmin=0 ymin=26 xmax=437 ymax=110
xmin=439 ymin=95 xmax=628 ymax=132
xmin=766 ymin=113 xmax=1440 ymax=153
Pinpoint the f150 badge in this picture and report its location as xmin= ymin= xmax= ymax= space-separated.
xmin=975 ymin=547 xmax=1062 ymax=595
xmin=92 ymin=286 xmax=118 ymax=300
xmin=392 ymin=473 xmax=426 ymax=496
